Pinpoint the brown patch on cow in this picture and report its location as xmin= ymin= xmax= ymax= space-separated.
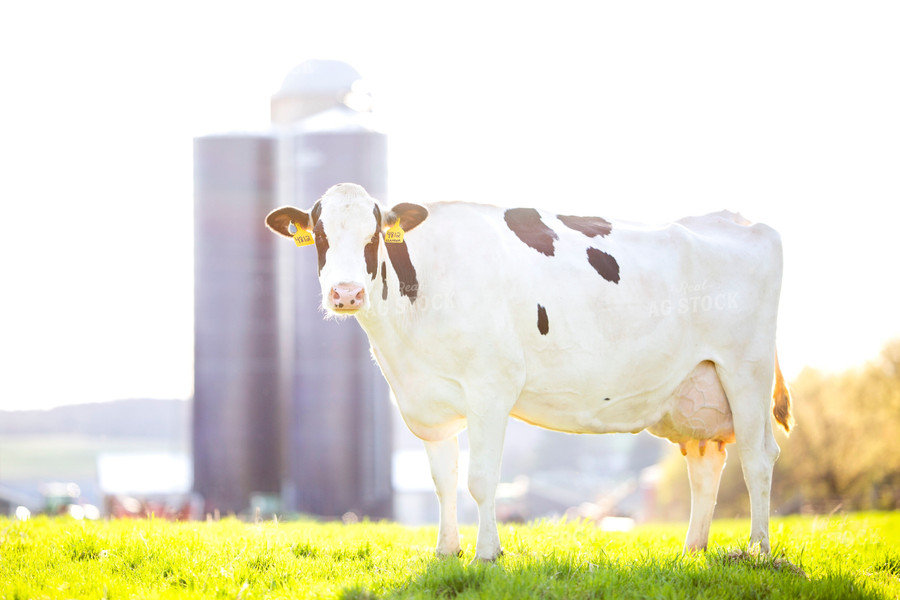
xmin=365 ymin=233 xmax=379 ymax=280
xmin=373 ymin=203 xmax=382 ymax=228
xmin=310 ymin=200 xmax=323 ymax=226
xmin=380 ymin=261 xmax=388 ymax=301
xmin=313 ymin=220 xmax=329 ymax=274
xmin=773 ymin=351 xmax=794 ymax=434
xmin=504 ymin=208 xmax=559 ymax=257
xmin=537 ymin=304 xmax=549 ymax=335
xmin=386 ymin=240 xmax=419 ymax=303
xmin=364 ymin=205 xmax=380 ymax=281
xmin=586 ymin=247 xmax=620 ymax=284
xmin=557 ymin=215 xmax=612 ymax=238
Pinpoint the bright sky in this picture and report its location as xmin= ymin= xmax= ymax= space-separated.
xmin=1 ymin=1 xmax=898 ymax=411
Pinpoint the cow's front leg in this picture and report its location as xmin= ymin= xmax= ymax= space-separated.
xmin=424 ymin=438 xmax=461 ymax=557
xmin=466 ymin=413 xmax=509 ymax=561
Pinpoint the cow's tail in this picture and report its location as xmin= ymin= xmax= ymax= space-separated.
xmin=772 ymin=350 xmax=794 ymax=434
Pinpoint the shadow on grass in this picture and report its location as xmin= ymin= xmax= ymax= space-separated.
xmin=716 ymin=548 xmax=809 ymax=578
xmin=339 ymin=549 xmax=889 ymax=600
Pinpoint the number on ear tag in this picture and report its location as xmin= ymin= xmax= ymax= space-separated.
xmin=385 ymin=222 xmax=405 ymax=244
xmin=292 ymin=222 xmax=314 ymax=247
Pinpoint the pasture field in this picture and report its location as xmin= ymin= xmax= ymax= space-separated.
xmin=1 ymin=513 xmax=898 ymax=599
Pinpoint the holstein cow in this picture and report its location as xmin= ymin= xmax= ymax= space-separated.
xmin=266 ymin=183 xmax=793 ymax=560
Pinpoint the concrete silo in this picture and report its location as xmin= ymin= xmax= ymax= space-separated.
xmin=193 ymin=60 xmax=392 ymax=518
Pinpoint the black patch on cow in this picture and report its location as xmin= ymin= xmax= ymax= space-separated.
xmin=310 ymin=200 xmax=323 ymax=227
xmin=537 ymin=304 xmax=549 ymax=336
xmin=313 ymin=220 xmax=329 ymax=274
xmin=586 ymin=247 xmax=620 ymax=284
xmin=380 ymin=261 xmax=388 ymax=301
xmin=364 ymin=206 xmax=380 ymax=281
xmin=386 ymin=241 xmax=419 ymax=303
xmin=504 ymin=208 xmax=559 ymax=256
xmin=558 ymin=214 xmax=612 ymax=238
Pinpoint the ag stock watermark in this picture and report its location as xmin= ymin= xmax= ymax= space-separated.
xmin=648 ymin=280 xmax=739 ymax=317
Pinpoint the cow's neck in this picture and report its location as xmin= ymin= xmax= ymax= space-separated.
xmin=356 ymin=239 xmax=417 ymax=339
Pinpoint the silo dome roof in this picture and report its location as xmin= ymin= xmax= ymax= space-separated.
xmin=276 ymin=60 xmax=362 ymax=96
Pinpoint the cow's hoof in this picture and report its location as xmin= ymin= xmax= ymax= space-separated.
xmin=435 ymin=549 xmax=464 ymax=559
xmin=469 ymin=548 xmax=504 ymax=564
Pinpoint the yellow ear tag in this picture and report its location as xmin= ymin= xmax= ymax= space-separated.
xmin=292 ymin=223 xmax=314 ymax=247
xmin=384 ymin=221 xmax=405 ymax=244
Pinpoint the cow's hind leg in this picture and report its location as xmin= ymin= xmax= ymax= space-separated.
xmin=738 ymin=422 xmax=780 ymax=553
xmin=717 ymin=363 xmax=781 ymax=553
xmin=683 ymin=440 xmax=727 ymax=551
xmin=424 ymin=438 xmax=462 ymax=557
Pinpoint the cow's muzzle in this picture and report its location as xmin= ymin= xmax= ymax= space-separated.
xmin=329 ymin=283 xmax=366 ymax=313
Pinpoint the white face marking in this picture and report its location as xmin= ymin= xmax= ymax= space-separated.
xmin=314 ymin=185 xmax=381 ymax=315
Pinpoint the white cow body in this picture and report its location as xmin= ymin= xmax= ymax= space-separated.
xmin=364 ymin=202 xmax=772 ymax=437
xmin=266 ymin=183 xmax=792 ymax=560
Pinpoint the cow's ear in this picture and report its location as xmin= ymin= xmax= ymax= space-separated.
xmin=384 ymin=203 xmax=428 ymax=233
xmin=266 ymin=206 xmax=310 ymax=237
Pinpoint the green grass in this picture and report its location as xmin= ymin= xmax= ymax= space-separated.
xmin=1 ymin=513 xmax=899 ymax=599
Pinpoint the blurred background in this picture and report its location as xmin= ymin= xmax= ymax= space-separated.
xmin=1 ymin=1 xmax=898 ymax=525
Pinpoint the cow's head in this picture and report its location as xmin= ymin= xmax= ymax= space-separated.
xmin=265 ymin=183 xmax=428 ymax=316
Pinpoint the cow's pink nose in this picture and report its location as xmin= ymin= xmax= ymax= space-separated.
xmin=331 ymin=284 xmax=365 ymax=310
